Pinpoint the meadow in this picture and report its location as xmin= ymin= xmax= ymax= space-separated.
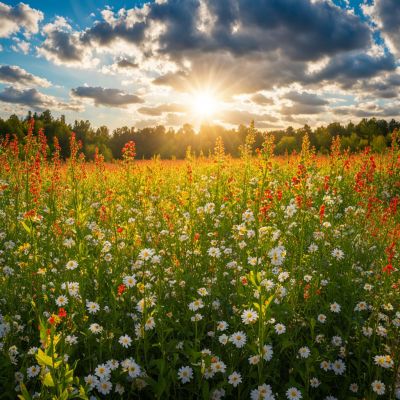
xmin=0 ymin=124 xmax=399 ymax=399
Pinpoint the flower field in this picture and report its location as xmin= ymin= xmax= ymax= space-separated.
xmin=0 ymin=126 xmax=399 ymax=399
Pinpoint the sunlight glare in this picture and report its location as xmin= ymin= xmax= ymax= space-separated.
xmin=191 ymin=90 xmax=219 ymax=118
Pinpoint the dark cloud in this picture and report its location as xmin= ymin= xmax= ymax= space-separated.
xmin=0 ymin=2 xmax=43 ymax=38
xmin=138 ymin=103 xmax=186 ymax=116
xmin=333 ymin=103 xmax=400 ymax=118
xmin=81 ymin=12 xmax=146 ymax=47
xmin=284 ymin=91 xmax=328 ymax=106
xmin=0 ymin=86 xmax=81 ymax=111
xmin=38 ymin=17 xmax=96 ymax=67
xmin=0 ymin=65 xmax=50 ymax=87
xmin=308 ymin=53 xmax=396 ymax=87
xmin=251 ymin=93 xmax=274 ymax=105
xmin=117 ymin=59 xmax=138 ymax=69
xmin=71 ymin=86 xmax=143 ymax=107
xmin=146 ymin=0 xmax=370 ymax=62
xmin=280 ymin=103 xmax=326 ymax=116
xmin=371 ymin=0 xmax=400 ymax=56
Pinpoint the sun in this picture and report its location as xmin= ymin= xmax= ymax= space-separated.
xmin=191 ymin=90 xmax=219 ymax=118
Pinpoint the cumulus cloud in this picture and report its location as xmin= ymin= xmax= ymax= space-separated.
xmin=0 ymin=2 xmax=43 ymax=38
xmin=251 ymin=93 xmax=274 ymax=105
xmin=138 ymin=103 xmax=186 ymax=116
xmin=0 ymin=65 xmax=51 ymax=87
xmin=0 ymin=86 xmax=82 ymax=111
xmin=284 ymin=91 xmax=329 ymax=106
xmin=308 ymin=52 xmax=396 ymax=87
xmin=37 ymin=17 xmax=98 ymax=68
xmin=220 ymin=109 xmax=278 ymax=125
xmin=365 ymin=0 xmax=400 ymax=56
xmin=71 ymin=86 xmax=143 ymax=107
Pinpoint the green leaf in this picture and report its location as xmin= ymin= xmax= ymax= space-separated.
xmin=18 ymin=383 xmax=32 ymax=400
xmin=20 ymin=221 xmax=31 ymax=234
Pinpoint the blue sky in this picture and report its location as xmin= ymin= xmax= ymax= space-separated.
xmin=0 ymin=0 xmax=399 ymax=130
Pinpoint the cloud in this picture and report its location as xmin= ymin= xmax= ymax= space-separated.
xmin=71 ymin=86 xmax=144 ymax=107
xmin=251 ymin=93 xmax=274 ymax=105
xmin=308 ymin=52 xmax=396 ymax=87
xmin=366 ymin=0 xmax=400 ymax=57
xmin=138 ymin=103 xmax=186 ymax=116
xmin=0 ymin=86 xmax=82 ymax=111
xmin=11 ymin=38 xmax=30 ymax=54
xmin=280 ymin=103 xmax=327 ymax=116
xmin=117 ymin=58 xmax=139 ymax=69
xmin=0 ymin=65 xmax=51 ymax=87
xmin=219 ymin=109 xmax=278 ymax=125
xmin=37 ymin=17 xmax=98 ymax=68
xmin=0 ymin=2 xmax=43 ymax=38
xmin=284 ymin=91 xmax=329 ymax=106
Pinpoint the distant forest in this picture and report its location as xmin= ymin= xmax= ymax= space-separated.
xmin=1 ymin=110 xmax=399 ymax=159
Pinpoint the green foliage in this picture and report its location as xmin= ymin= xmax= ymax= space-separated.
xmin=0 ymin=111 xmax=399 ymax=159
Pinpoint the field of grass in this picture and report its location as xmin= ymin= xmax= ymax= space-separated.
xmin=0 ymin=128 xmax=399 ymax=399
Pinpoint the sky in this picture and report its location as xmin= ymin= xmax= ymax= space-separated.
xmin=0 ymin=0 xmax=399 ymax=131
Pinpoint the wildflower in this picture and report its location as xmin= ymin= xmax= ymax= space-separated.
xmin=86 ymin=301 xmax=100 ymax=314
xmin=177 ymin=366 xmax=193 ymax=384
xmin=374 ymin=355 xmax=394 ymax=369
xmin=317 ymin=314 xmax=326 ymax=323
xmin=84 ymin=374 xmax=98 ymax=390
xmin=65 ymin=260 xmax=78 ymax=270
xmin=331 ymin=359 xmax=346 ymax=375
xmin=268 ymin=246 xmax=286 ymax=266
xmin=188 ymin=299 xmax=204 ymax=311
xmin=207 ymin=247 xmax=221 ymax=258
xmin=211 ymin=360 xmax=226 ymax=373
xmin=230 ymin=331 xmax=247 ymax=348
xmin=298 ymin=346 xmax=310 ymax=359
xmin=274 ymin=323 xmax=286 ymax=334
xmin=97 ymin=380 xmax=112 ymax=395
xmin=349 ymin=383 xmax=358 ymax=393
xmin=216 ymin=321 xmax=228 ymax=331
xmin=118 ymin=334 xmax=132 ymax=348
xmin=310 ymin=377 xmax=320 ymax=388
xmin=262 ymin=344 xmax=273 ymax=361
xmin=248 ymin=355 xmax=261 ymax=365
xmin=330 ymin=302 xmax=341 ymax=313
xmin=126 ymin=359 xmax=141 ymax=378
xmin=197 ymin=287 xmax=208 ymax=296
xmin=331 ymin=248 xmax=344 ymax=260
xmin=145 ymin=316 xmax=156 ymax=330
xmin=95 ymin=364 xmax=110 ymax=379
xmin=228 ymin=371 xmax=242 ymax=387
xmin=55 ymin=295 xmax=68 ymax=307
xmin=54 ymin=307 xmax=65 ymax=319
xmin=89 ymin=323 xmax=103 ymax=334
xmin=251 ymin=384 xmax=274 ymax=400
xmin=371 ymin=380 xmax=385 ymax=395
xmin=286 ymin=387 xmax=302 ymax=400
xmin=241 ymin=308 xmax=258 ymax=325
xmin=27 ymin=365 xmax=40 ymax=378
xmin=123 ymin=275 xmax=136 ymax=288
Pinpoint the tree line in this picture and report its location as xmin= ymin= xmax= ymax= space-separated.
xmin=1 ymin=110 xmax=399 ymax=160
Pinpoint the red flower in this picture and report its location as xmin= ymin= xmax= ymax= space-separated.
xmin=382 ymin=264 xmax=394 ymax=275
xmin=319 ymin=204 xmax=325 ymax=223
xmin=118 ymin=284 xmax=126 ymax=296
xmin=117 ymin=226 xmax=124 ymax=233
xmin=48 ymin=316 xmax=56 ymax=325
xmin=58 ymin=308 xmax=67 ymax=318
